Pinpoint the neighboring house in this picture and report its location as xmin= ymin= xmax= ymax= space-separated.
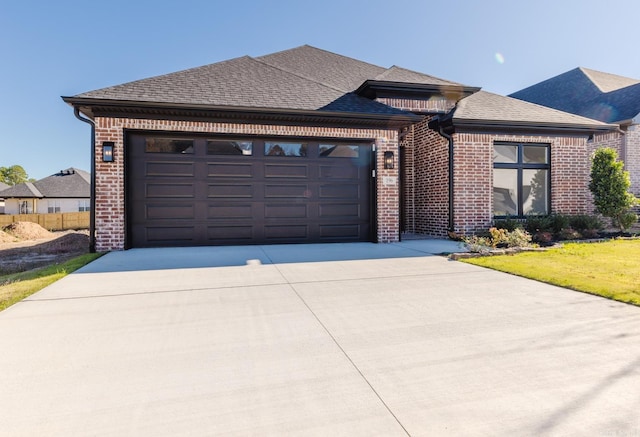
xmin=62 ymin=45 xmax=616 ymax=251
xmin=510 ymin=67 xmax=640 ymax=195
xmin=0 ymin=168 xmax=90 ymax=215
xmin=0 ymin=181 xmax=8 ymax=214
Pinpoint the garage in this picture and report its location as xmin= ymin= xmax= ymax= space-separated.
xmin=126 ymin=134 xmax=374 ymax=247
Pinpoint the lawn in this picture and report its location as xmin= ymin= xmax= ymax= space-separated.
xmin=461 ymin=239 xmax=640 ymax=306
xmin=0 ymin=253 xmax=103 ymax=311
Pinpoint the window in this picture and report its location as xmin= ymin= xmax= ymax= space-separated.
xmin=265 ymin=142 xmax=307 ymax=157
xmin=48 ymin=200 xmax=61 ymax=213
xmin=207 ymin=140 xmax=253 ymax=156
xmin=78 ymin=199 xmax=90 ymax=212
xmin=319 ymin=144 xmax=360 ymax=158
xmin=493 ymin=142 xmax=549 ymax=216
xmin=145 ymin=138 xmax=194 ymax=154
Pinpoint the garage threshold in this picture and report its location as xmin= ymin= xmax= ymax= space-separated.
xmin=78 ymin=240 xmax=467 ymax=273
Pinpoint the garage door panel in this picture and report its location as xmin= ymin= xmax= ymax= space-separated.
xmin=207 ymin=225 xmax=254 ymax=241
xmin=146 ymin=161 xmax=195 ymax=177
xmin=146 ymin=226 xmax=195 ymax=243
xmin=264 ymin=224 xmax=308 ymax=240
xmin=208 ymin=204 xmax=253 ymax=219
xmin=146 ymin=183 xmax=195 ymax=198
xmin=264 ymin=204 xmax=308 ymax=219
xmin=207 ymin=162 xmax=253 ymax=178
xmin=319 ymin=224 xmax=361 ymax=239
xmin=319 ymin=184 xmax=360 ymax=199
xmin=319 ymin=164 xmax=359 ymax=180
xmin=318 ymin=203 xmax=360 ymax=218
xmin=207 ymin=184 xmax=253 ymax=198
xmin=264 ymin=184 xmax=308 ymax=198
xmin=146 ymin=204 xmax=195 ymax=220
xmin=264 ymin=163 xmax=308 ymax=178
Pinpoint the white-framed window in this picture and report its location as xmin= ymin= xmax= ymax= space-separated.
xmin=78 ymin=199 xmax=90 ymax=212
xmin=48 ymin=200 xmax=61 ymax=213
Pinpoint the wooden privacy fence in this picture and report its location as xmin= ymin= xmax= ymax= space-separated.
xmin=0 ymin=212 xmax=90 ymax=231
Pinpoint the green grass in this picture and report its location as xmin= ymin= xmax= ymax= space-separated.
xmin=0 ymin=253 xmax=103 ymax=311
xmin=461 ymin=239 xmax=640 ymax=306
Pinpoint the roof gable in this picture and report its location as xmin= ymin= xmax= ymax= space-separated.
xmin=374 ymin=65 xmax=463 ymax=87
xmin=510 ymin=67 xmax=640 ymax=123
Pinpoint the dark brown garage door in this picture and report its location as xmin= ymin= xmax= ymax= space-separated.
xmin=126 ymin=134 xmax=373 ymax=247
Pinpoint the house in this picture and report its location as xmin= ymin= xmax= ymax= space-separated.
xmin=510 ymin=67 xmax=640 ymax=195
xmin=0 ymin=182 xmax=8 ymax=214
xmin=62 ymin=45 xmax=616 ymax=251
xmin=0 ymin=168 xmax=90 ymax=215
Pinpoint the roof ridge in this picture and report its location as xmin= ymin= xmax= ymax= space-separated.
xmin=251 ymin=55 xmax=349 ymax=94
xmin=376 ymin=65 xmax=464 ymax=86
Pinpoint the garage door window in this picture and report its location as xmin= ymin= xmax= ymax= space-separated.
xmin=207 ymin=140 xmax=253 ymax=156
xmin=319 ymin=144 xmax=360 ymax=158
xmin=146 ymin=138 xmax=194 ymax=154
xmin=265 ymin=142 xmax=307 ymax=157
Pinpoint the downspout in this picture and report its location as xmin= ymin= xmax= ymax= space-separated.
xmin=428 ymin=114 xmax=455 ymax=233
xmin=73 ymin=107 xmax=96 ymax=253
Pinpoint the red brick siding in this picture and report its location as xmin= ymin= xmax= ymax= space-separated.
xmin=623 ymin=126 xmax=640 ymax=195
xmin=93 ymin=117 xmax=400 ymax=251
xmin=452 ymin=132 xmax=592 ymax=235
xmin=376 ymin=97 xmax=457 ymax=114
xmin=409 ymin=117 xmax=450 ymax=236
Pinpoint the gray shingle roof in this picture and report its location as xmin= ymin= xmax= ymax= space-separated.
xmin=374 ymin=65 xmax=463 ymax=87
xmin=69 ymin=45 xmax=472 ymax=117
xmin=510 ymin=67 xmax=640 ymax=123
xmin=0 ymin=182 xmax=9 ymax=192
xmin=0 ymin=168 xmax=90 ymax=199
xmin=454 ymin=91 xmax=615 ymax=129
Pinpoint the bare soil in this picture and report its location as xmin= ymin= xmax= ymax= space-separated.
xmin=0 ymin=222 xmax=90 ymax=275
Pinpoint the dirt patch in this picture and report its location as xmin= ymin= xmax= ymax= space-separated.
xmin=3 ymin=222 xmax=53 ymax=240
xmin=0 ymin=222 xmax=90 ymax=275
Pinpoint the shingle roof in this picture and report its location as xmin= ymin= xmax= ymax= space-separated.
xmin=0 ymin=168 xmax=90 ymax=199
xmin=454 ymin=91 xmax=615 ymax=130
xmin=0 ymin=182 xmax=9 ymax=192
xmin=510 ymin=67 xmax=640 ymax=123
xmin=69 ymin=45 xmax=471 ymax=117
xmin=373 ymin=65 xmax=463 ymax=87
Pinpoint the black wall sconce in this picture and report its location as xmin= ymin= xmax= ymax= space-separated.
xmin=384 ymin=151 xmax=394 ymax=169
xmin=102 ymin=142 xmax=114 ymax=162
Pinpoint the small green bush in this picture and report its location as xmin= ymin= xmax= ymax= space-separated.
xmin=524 ymin=215 xmax=553 ymax=234
xmin=568 ymin=214 xmax=604 ymax=233
xmin=493 ymin=217 xmax=523 ymax=232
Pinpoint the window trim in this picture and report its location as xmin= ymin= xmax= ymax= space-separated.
xmin=493 ymin=142 xmax=551 ymax=217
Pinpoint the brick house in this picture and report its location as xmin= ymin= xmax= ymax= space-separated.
xmin=63 ymin=46 xmax=616 ymax=251
xmin=511 ymin=67 xmax=640 ymax=195
xmin=0 ymin=168 xmax=90 ymax=215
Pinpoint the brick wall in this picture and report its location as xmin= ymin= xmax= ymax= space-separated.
xmin=408 ymin=117 xmax=450 ymax=236
xmin=451 ymin=132 xmax=592 ymax=235
xmin=93 ymin=117 xmax=399 ymax=251
xmin=623 ymin=125 xmax=640 ymax=195
xmin=377 ymin=97 xmax=457 ymax=114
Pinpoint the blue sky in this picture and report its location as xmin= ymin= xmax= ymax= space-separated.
xmin=2 ymin=0 xmax=640 ymax=179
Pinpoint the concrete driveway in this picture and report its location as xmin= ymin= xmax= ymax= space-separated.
xmin=1 ymin=241 xmax=640 ymax=436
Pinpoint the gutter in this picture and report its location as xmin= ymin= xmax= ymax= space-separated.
xmin=73 ymin=107 xmax=96 ymax=253
xmin=428 ymin=113 xmax=456 ymax=233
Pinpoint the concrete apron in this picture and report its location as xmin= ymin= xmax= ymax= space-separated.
xmin=0 ymin=241 xmax=639 ymax=436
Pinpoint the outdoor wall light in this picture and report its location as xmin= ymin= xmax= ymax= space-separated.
xmin=102 ymin=142 xmax=114 ymax=162
xmin=384 ymin=151 xmax=394 ymax=169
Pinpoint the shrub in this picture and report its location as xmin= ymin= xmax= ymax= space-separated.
xmin=549 ymin=214 xmax=571 ymax=235
xmin=524 ymin=215 xmax=553 ymax=234
xmin=589 ymin=147 xmax=639 ymax=231
xmin=493 ymin=217 xmax=523 ymax=232
xmin=464 ymin=227 xmax=532 ymax=252
xmin=568 ymin=214 xmax=604 ymax=233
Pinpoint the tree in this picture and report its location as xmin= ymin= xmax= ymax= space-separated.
xmin=589 ymin=147 xmax=638 ymax=231
xmin=0 ymin=165 xmax=30 ymax=186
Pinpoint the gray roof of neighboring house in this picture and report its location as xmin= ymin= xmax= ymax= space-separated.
xmin=510 ymin=67 xmax=640 ymax=123
xmin=0 ymin=182 xmax=9 ymax=192
xmin=67 ymin=45 xmax=469 ymax=116
xmin=0 ymin=168 xmax=90 ymax=199
xmin=453 ymin=91 xmax=616 ymax=131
